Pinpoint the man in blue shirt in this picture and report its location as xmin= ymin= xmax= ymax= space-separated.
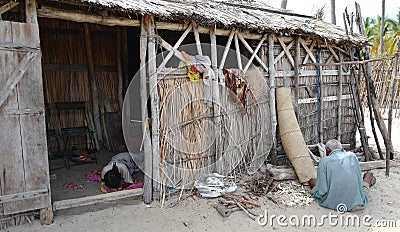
xmin=308 ymin=139 xmax=375 ymax=212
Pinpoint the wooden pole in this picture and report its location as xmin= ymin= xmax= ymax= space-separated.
xmin=210 ymin=25 xmax=222 ymax=173
xmin=355 ymin=2 xmax=394 ymax=160
xmin=294 ymin=37 xmax=300 ymax=119
xmin=148 ymin=16 xmax=161 ymax=195
xmin=193 ymin=22 xmax=203 ymax=55
xmin=140 ymin=15 xmax=153 ymax=204
xmin=116 ymin=27 xmax=124 ymax=112
xmin=387 ymin=38 xmax=399 ymax=176
xmin=83 ymin=23 xmax=103 ymax=143
xmin=337 ymin=54 xmax=343 ymax=141
xmin=268 ymin=35 xmax=277 ymax=160
xmin=121 ymin=27 xmax=130 ymax=94
xmin=234 ymin=33 xmax=243 ymax=70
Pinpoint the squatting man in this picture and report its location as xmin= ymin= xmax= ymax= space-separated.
xmin=308 ymin=139 xmax=376 ymax=211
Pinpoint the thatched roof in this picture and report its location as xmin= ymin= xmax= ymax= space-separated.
xmin=72 ymin=0 xmax=368 ymax=46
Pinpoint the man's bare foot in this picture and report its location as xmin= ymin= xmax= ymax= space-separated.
xmin=363 ymin=172 xmax=374 ymax=185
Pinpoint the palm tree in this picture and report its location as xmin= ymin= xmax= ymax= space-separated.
xmin=281 ymin=0 xmax=288 ymax=9
xmin=330 ymin=0 xmax=336 ymax=25
xmin=380 ymin=0 xmax=385 ymax=55
xmin=385 ymin=12 xmax=400 ymax=54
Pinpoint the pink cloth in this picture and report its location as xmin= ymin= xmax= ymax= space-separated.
xmin=86 ymin=169 xmax=102 ymax=182
xmin=100 ymin=181 xmax=144 ymax=193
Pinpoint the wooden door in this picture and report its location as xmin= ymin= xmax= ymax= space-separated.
xmin=0 ymin=19 xmax=51 ymax=215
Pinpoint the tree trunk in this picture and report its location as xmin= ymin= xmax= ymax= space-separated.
xmin=280 ymin=0 xmax=288 ymax=9
xmin=380 ymin=0 xmax=385 ymax=55
xmin=330 ymin=0 xmax=336 ymax=24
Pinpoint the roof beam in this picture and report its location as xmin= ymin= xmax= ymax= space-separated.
xmin=0 ymin=1 xmax=20 ymax=15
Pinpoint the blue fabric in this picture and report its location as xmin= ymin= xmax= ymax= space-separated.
xmin=311 ymin=149 xmax=368 ymax=211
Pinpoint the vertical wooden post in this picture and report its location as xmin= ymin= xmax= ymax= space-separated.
xmin=210 ymin=25 xmax=222 ymax=172
xmin=25 ymin=0 xmax=37 ymax=24
xmin=121 ymin=27 xmax=130 ymax=94
xmin=26 ymin=0 xmax=54 ymax=224
xmin=193 ymin=22 xmax=203 ymax=55
xmin=234 ymin=33 xmax=243 ymax=70
xmin=294 ymin=37 xmax=300 ymax=119
xmin=83 ymin=23 xmax=103 ymax=143
xmin=140 ymin=15 xmax=153 ymax=204
xmin=337 ymin=54 xmax=343 ymax=141
xmin=268 ymin=35 xmax=277 ymax=158
xmin=318 ymin=52 xmax=324 ymax=144
xmin=148 ymin=16 xmax=160 ymax=195
xmin=116 ymin=27 xmax=124 ymax=111
xmin=387 ymin=38 xmax=399 ymax=175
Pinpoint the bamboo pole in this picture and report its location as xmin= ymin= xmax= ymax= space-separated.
xmin=148 ymin=16 xmax=161 ymax=195
xmin=387 ymin=38 xmax=399 ymax=176
xmin=83 ymin=23 xmax=103 ymax=143
xmin=268 ymin=35 xmax=277 ymax=160
xmin=116 ymin=27 xmax=124 ymax=111
xmin=210 ymin=25 xmax=222 ymax=173
xmin=140 ymin=15 xmax=153 ymax=204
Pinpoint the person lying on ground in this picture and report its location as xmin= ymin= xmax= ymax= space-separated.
xmin=308 ymin=139 xmax=376 ymax=212
xmin=101 ymin=152 xmax=140 ymax=192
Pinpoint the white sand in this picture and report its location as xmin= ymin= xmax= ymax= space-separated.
xmin=9 ymin=118 xmax=400 ymax=232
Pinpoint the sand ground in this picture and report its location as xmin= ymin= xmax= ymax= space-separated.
xmin=7 ymin=118 xmax=400 ymax=232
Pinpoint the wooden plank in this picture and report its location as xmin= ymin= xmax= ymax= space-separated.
xmin=0 ymin=1 xmax=19 ymax=15
xmin=0 ymin=42 xmax=39 ymax=52
xmin=237 ymin=33 xmax=269 ymax=72
xmin=11 ymin=21 xmax=51 ymax=214
xmin=53 ymin=188 xmax=143 ymax=211
xmin=157 ymin=23 xmax=192 ymax=72
xmin=243 ymin=35 xmax=266 ymax=73
xmin=298 ymin=94 xmax=352 ymax=104
xmin=148 ymin=16 xmax=160 ymax=194
xmin=6 ymin=108 xmax=43 ymax=115
xmin=140 ymin=15 xmax=152 ymax=204
xmin=83 ymin=23 xmax=103 ymax=142
xmin=0 ymin=51 xmax=36 ymax=109
xmin=234 ymin=33 xmax=242 ymax=70
xmin=0 ymin=189 xmax=48 ymax=204
xmin=0 ymin=21 xmax=23 ymax=215
xmin=218 ymin=30 xmax=234 ymax=69
xmin=327 ymin=45 xmax=340 ymax=62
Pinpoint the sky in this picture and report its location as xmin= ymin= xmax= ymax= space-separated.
xmin=263 ymin=0 xmax=399 ymax=28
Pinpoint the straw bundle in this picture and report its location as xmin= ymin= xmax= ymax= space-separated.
xmin=276 ymin=87 xmax=317 ymax=183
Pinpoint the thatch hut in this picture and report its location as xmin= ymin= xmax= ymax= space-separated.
xmin=0 ymin=0 xmax=372 ymax=225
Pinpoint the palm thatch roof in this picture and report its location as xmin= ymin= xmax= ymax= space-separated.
xmin=58 ymin=0 xmax=368 ymax=46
